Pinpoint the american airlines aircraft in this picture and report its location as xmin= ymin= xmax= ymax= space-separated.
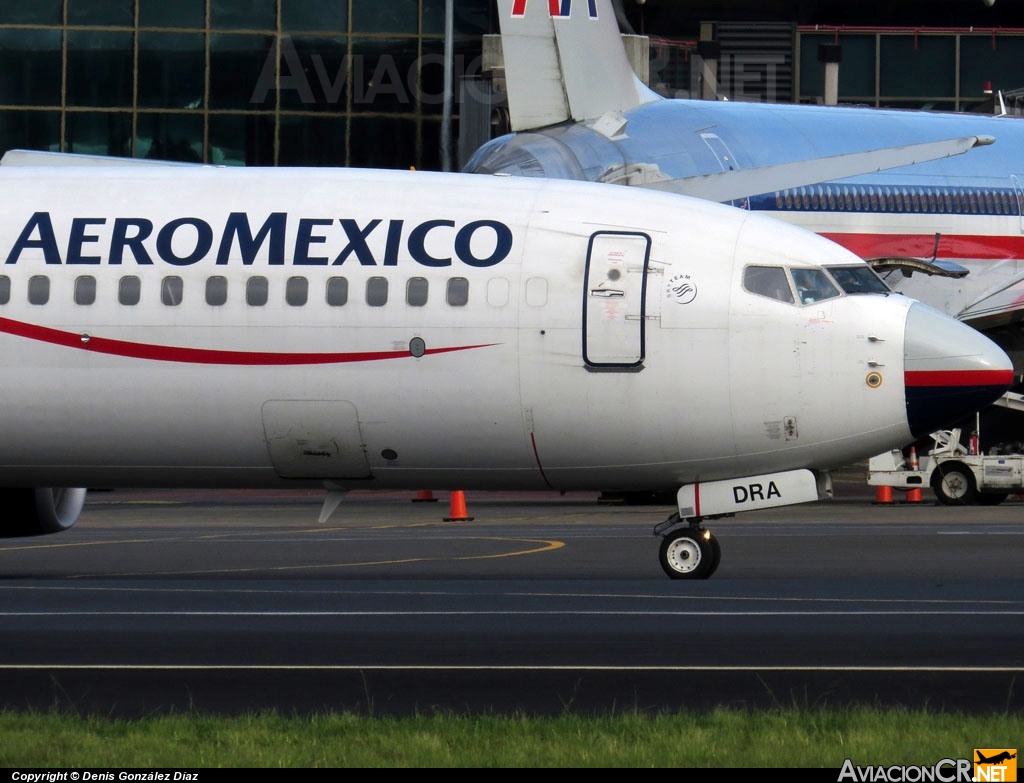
xmin=0 ymin=161 xmax=1011 ymax=578
xmin=467 ymin=0 xmax=1024 ymax=369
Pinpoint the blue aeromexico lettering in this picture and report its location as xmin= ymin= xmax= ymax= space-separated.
xmin=4 ymin=212 xmax=514 ymax=268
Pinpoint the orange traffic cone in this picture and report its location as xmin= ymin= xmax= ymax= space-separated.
xmin=412 ymin=490 xmax=438 ymax=503
xmin=873 ymin=485 xmax=894 ymax=505
xmin=904 ymin=448 xmax=924 ymax=504
xmin=444 ymin=490 xmax=474 ymax=522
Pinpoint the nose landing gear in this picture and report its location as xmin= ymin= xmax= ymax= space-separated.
xmin=655 ymin=513 xmax=721 ymax=579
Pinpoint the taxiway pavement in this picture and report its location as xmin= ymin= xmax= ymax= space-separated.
xmin=0 ymin=474 xmax=1020 ymax=716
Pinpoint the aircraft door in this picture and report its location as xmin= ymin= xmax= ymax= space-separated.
xmin=701 ymin=133 xmax=738 ymax=172
xmin=701 ymin=133 xmax=744 ymax=208
xmin=583 ymin=231 xmax=651 ymax=368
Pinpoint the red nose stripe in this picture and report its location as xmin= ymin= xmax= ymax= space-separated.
xmin=905 ymin=369 xmax=1014 ymax=388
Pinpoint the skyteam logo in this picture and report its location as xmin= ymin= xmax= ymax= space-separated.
xmin=511 ymin=0 xmax=599 ymax=19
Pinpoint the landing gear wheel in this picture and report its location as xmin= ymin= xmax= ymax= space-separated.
xmin=931 ymin=462 xmax=977 ymax=505
xmin=659 ymin=527 xmax=719 ymax=579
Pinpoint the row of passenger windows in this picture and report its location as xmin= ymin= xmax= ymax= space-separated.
xmin=768 ymin=184 xmax=1022 ymax=216
xmin=0 ymin=275 xmax=472 ymax=308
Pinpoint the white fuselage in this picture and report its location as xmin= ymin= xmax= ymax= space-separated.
xmin=0 ymin=166 xmax=989 ymax=492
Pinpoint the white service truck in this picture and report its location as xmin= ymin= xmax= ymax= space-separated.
xmin=867 ymin=392 xmax=1024 ymax=505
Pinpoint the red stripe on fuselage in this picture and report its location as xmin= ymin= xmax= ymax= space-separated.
xmin=820 ymin=232 xmax=1024 ymax=261
xmin=904 ymin=369 xmax=1014 ymax=387
xmin=0 ymin=317 xmax=496 ymax=366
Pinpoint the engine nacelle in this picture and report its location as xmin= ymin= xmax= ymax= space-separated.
xmin=0 ymin=488 xmax=86 ymax=537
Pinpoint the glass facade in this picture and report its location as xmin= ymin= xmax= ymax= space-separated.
xmin=0 ymin=0 xmax=491 ymax=168
xmin=798 ymin=29 xmax=1024 ymax=111
xmin=5 ymin=3 xmax=1022 ymax=169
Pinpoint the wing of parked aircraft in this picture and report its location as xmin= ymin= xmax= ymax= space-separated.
xmin=0 ymin=158 xmax=1010 ymax=579
xmin=644 ymin=135 xmax=995 ymax=204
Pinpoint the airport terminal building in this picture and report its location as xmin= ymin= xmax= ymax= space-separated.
xmin=3 ymin=0 xmax=1024 ymax=169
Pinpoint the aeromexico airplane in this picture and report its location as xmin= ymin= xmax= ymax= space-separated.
xmin=468 ymin=0 xmax=1024 ymax=369
xmin=0 ymin=160 xmax=1011 ymax=578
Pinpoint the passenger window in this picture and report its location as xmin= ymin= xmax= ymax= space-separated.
xmin=28 ymin=275 xmax=49 ymax=305
xmin=790 ymin=268 xmax=840 ymax=304
xmin=75 ymin=275 xmax=97 ymax=305
xmin=743 ymin=266 xmax=793 ymax=304
xmin=407 ymin=276 xmax=428 ymax=306
xmin=286 ymin=276 xmax=308 ymax=306
xmin=206 ymin=276 xmax=228 ymax=306
xmin=119 ymin=276 xmax=141 ymax=306
xmin=447 ymin=277 xmax=469 ymax=307
xmin=247 ymin=276 xmax=268 ymax=307
xmin=326 ymin=276 xmax=348 ymax=306
xmin=0 ymin=275 xmax=11 ymax=305
xmin=161 ymin=276 xmax=183 ymax=306
xmin=525 ymin=277 xmax=548 ymax=307
xmin=367 ymin=276 xmax=388 ymax=307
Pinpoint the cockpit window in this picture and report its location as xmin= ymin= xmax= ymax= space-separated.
xmin=790 ymin=268 xmax=840 ymax=305
xmin=743 ymin=265 xmax=794 ymax=303
xmin=826 ymin=265 xmax=891 ymax=295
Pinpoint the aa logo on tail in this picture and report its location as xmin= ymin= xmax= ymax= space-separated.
xmin=975 ymin=749 xmax=1017 ymax=782
xmin=511 ymin=0 xmax=599 ymax=19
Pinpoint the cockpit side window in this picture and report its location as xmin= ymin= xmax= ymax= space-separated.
xmin=790 ymin=268 xmax=840 ymax=305
xmin=826 ymin=265 xmax=891 ymax=295
xmin=743 ymin=265 xmax=794 ymax=304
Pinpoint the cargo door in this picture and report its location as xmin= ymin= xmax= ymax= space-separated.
xmin=262 ymin=400 xmax=371 ymax=479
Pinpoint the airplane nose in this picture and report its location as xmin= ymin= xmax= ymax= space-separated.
xmin=904 ymin=302 xmax=1014 ymax=439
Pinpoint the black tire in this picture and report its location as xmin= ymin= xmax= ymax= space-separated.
xmin=931 ymin=463 xmax=977 ymax=505
xmin=659 ymin=528 xmax=717 ymax=579
xmin=978 ymin=492 xmax=1009 ymax=506
xmin=0 ymin=487 xmax=86 ymax=537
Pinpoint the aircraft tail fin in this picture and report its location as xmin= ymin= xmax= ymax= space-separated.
xmin=496 ymin=0 xmax=659 ymax=130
